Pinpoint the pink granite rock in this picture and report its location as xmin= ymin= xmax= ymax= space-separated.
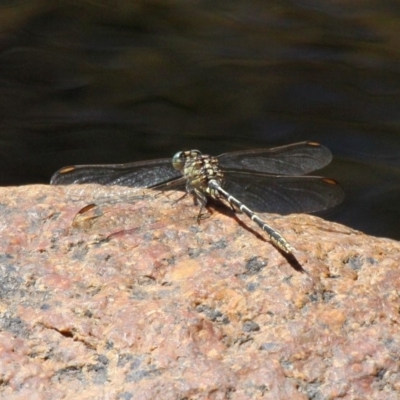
xmin=0 ymin=185 xmax=399 ymax=399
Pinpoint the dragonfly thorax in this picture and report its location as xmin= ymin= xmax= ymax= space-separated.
xmin=173 ymin=150 xmax=224 ymax=197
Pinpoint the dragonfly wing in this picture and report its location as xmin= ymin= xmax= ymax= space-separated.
xmin=223 ymin=171 xmax=344 ymax=214
xmin=218 ymin=142 xmax=333 ymax=176
xmin=50 ymin=158 xmax=182 ymax=188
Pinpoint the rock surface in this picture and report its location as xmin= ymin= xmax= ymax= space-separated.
xmin=0 ymin=185 xmax=399 ymax=399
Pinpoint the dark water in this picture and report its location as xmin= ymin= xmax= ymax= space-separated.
xmin=1 ymin=1 xmax=400 ymax=240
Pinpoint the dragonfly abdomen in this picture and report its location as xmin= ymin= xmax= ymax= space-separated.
xmin=208 ymin=180 xmax=293 ymax=254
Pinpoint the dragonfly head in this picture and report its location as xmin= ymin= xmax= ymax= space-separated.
xmin=172 ymin=150 xmax=202 ymax=171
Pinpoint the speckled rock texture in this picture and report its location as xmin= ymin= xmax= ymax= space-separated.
xmin=0 ymin=185 xmax=399 ymax=400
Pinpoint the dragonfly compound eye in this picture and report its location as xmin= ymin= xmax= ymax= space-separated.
xmin=172 ymin=151 xmax=186 ymax=171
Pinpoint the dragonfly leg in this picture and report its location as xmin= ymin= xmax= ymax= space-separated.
xmin=171 ymin=191 xmax=190 ymax=205
xmin=192 ymin=189 xmax=211 ymax=221
xmin=228 ymin=201 xmax=241 ymax=213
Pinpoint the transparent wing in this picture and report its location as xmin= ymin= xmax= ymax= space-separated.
xmin=223 ymin=171 xmax=344 ymax=214
xmin=218 ymin=141 xmax=333 ymax=176
xmin=50 ymin=158 xmax=182 ymax=188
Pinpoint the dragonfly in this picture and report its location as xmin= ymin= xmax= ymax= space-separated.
xmin=50 ymin=141 xmax=344 ymax=254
